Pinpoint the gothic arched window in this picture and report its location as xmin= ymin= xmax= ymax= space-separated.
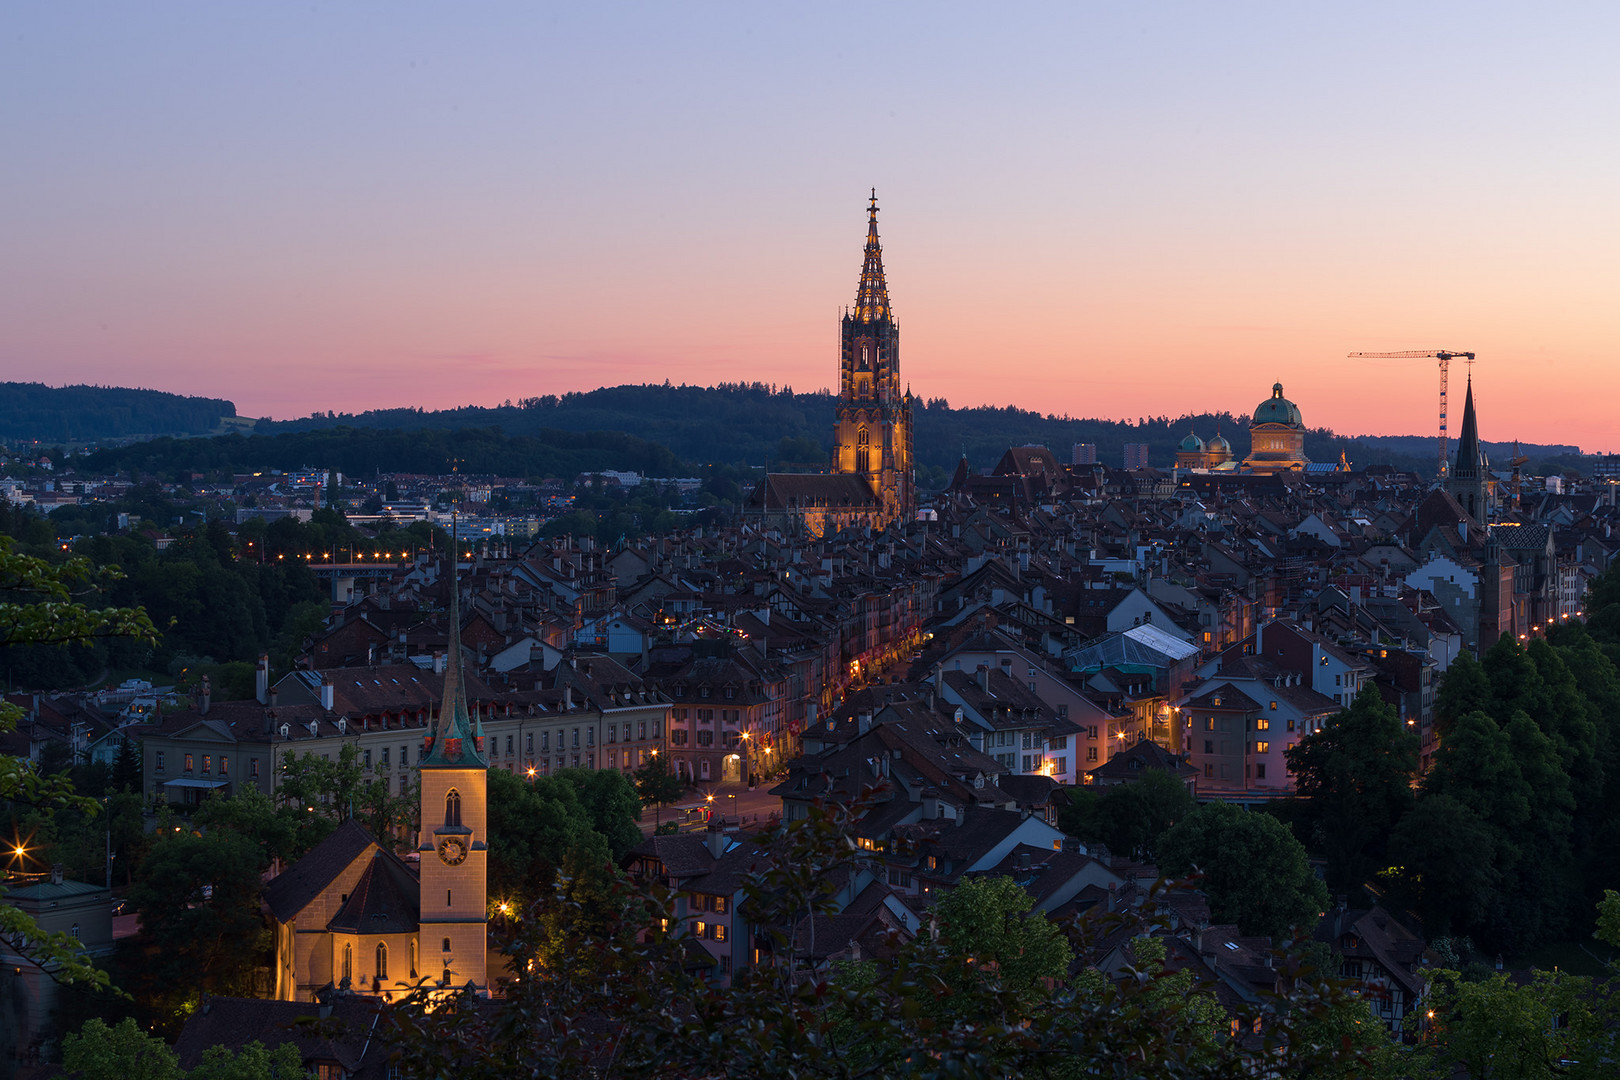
xmin=376 ymin=941 xmax=389 ymax=982
xmin=342 ymin=943 xmax=353 ymax=984
xmin=856 ymin=427 xmax=871 ymax=474
xmin=445 ymin=789 xmax=462 ymax=827
xmin=410 ymin=939 xmax=419 ymax=978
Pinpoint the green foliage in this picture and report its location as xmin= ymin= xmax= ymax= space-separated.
xmin=274 ymin=743 xmax=414 ymax=856
xmin=554 ymin=767 xmax=642 ymax=859
xmin=1159 ymin=800 xmax=1329 ymax=939
xmin=1057 ymin=769 xmax=1194 ymax=860
xmin=127 ymin=826 xmax=268 ymax=1000
xmin=933 ymin=875 xmax=1072 ymax=997
xmin=1285 ymin=684 xmax=1417 ymax=893
xmin=62 ymin=1017 xmax=181 ymax=1080
xmin=0 ymin=383 xmax=233 ymax=442
xmin=186 ymin=1040 xmax=309 ymax=1080
xmin=1410 ymin=968 xmax=1609 ymax=1080
xmin=632 ymin=751 xmax=685 ymax=815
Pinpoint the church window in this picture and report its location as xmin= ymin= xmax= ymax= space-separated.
xmin=442 ymin=937 xmax=452 ymax=953
xmin=445 ymin=789 xmax=462 ymax=827
xmin=376 ymin=942 xmax=388 ymax=981
xmin=410 ymin=940 xmax=418 ymax=978
xmin=342 ymin=944 xmax=353 ymax=984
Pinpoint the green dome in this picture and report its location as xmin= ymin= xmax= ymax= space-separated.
xmin=1252 ymin=382 xmax=1303 ymax=428
xmin=1178 ymin=432 xmax=1205 ymax=453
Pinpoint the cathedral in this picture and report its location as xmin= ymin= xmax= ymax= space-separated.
xmin=267 ymin=545 xmax=489 ymax=1001
xmin=748 ymin=192 xmax=915 ymax=537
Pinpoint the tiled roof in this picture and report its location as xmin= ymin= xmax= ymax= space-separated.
xmin=326 ymin=848 xmax=420 ymax=934
xmin=264 ymin=820 xmax=377 ymax=922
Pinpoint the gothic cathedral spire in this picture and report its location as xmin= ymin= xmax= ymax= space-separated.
xmin=1447 ymin=374 xmax=1489 ymax=522
xmin=833 ymin=190 xmax=914 ymax=525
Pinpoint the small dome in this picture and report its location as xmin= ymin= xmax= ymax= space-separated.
xmin=1207 ymin=434 xmax=1231 ymax=454
xmin=1252 ymin=382 xmax=1303 ymax=428
xmin=1178 ymin=432 xmax=1205 ymax=452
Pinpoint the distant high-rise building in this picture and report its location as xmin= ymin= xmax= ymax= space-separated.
xmin=1123 ymin=444 xmax=1150 ymax=470
xmin=1072 ymin=443 xmax=1098 ymax=465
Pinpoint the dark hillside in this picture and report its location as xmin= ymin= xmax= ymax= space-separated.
xmin=0 ymin=382 xmax=236 ymax=442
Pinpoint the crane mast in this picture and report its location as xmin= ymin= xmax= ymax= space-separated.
xmin=1346 ymin=350 xmax=1476 ymax=478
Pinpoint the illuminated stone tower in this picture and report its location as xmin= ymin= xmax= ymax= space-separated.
xmin=417 ymin=528 xmax=488 ymax=991
xmin=832 ymin=191 xmax=914 ymax=526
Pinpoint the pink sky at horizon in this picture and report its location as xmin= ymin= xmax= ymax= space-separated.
xmin=4 ymin=4 xmax=1618 ymax=453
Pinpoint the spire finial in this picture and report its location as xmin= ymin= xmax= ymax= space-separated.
xmin=854 ymin=189 xmax=889 ymax=322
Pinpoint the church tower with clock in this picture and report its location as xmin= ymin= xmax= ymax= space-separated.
xmin=417 ymin=534 xmax=489 ymax=991
xmin=832 ymin=191 xmax=915 ymax=525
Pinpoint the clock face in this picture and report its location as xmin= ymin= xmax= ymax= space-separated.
xmin=437 ymin=837 xmax=468 ymax=866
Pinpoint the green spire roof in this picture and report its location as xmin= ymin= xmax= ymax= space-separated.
xmin=421 ymin=521 xmax=485 ymax=769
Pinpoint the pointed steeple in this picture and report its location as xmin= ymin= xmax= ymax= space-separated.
xmin=854 ymin=189 xmax=891 ymax=323
xmin=1453 ymin=375 xmax=1481 ymax=479
xmin=423 ymin=518 xmax=485 ymax=767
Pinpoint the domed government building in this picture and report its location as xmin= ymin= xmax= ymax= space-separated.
xmin=1175 ymin=382 xmax=1326 ymax=476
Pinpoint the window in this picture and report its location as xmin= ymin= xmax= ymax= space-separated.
xmin=156 ymin=751 xmax=166 ymax=772
xmin=445 ymin=789 xmax=462 ymax=827
xmin=1256 ymin=763 xmax=1267 ymax=779
xmin=184 ymin=754 xmax=194 ymax=772
xmin=410 ymin=940 xmax=418 ymax=978
xmin=1255 ymin=741 xmax=1270 ymax=754
xmin=1288 ymin=718 xmax=1296 ymax=732
xmin=542 ymin=731 xmax=550 ymax=752
xmin=219 ymin=756 xmax=229 ymax=776
xmin=343 ymin=943 xmax=353 ymax=984
xmin=70 ymin=922 xmax=80 ymax=940
xmin=1256 ymin=717 xmax=1269 ymax=731
xmin=1204 ymin=763 xmax=1214 ymax=777
xmin=1205 ymin=717 xmax=1215 ymax=731
xmin=442 ymin=937 xmax=452 ymax=953
xmin=889 ymin=868 xmax=912 ymax=888
xmin=572 ymin=728 xmax=581 ymax=748
xmin=638 ymin=721 xmax=647 ymax=740
xmin=720 ymin=954 xmax=732 ymax=975
xmin=526 ymin=733 xmax=534 ymax=753
xmin=1087 ymin=747 xmax=1098 ymax=762
xmin=1052 ymin=757 xmax=1066 ymax=774
xmin=506 ymin=735 xmax=513 ymax=755
xmin=714 ymin=896 xmax=727 ymax=914
xmin=714 ymin=923 xmax=727 ymax=942
xmin=607 ymin=725 xmax=616 ymax=743
xmin=1204 ymin=740 xmax=1214 ymax=755
xmin=376 ymin=942 xmax=388 ymax=981
xmin=202 ymin=755 xmax=211 ymax=773
xmin=249 ymin=757 xmax=258 ymax=777
xmin=695 ymin=920 xmax=707 ymax=938
xmin=1269 ymin=700 xmax=1278 ymax=710
xmin=363 ymin=749 xmax=371 ymax=769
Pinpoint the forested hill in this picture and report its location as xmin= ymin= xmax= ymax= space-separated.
xmin=0 ymin=383 xmax=237 ymax=442
xmin=77 ymin=426 xmax=688 ymax=484
xmin=271 ymin=382 xmax=1584 ymax=481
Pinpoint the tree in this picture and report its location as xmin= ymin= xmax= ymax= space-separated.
xmin=186 ymin=1041 xmax=309 ymax=1080
xmin=1158 ymin=800 xmax=1329 ymax=938
xmin=1 ymin=534 xmax=156 ymax=1012
xmin=553 ymin=767 xmax=642 ymax=860
xmin=127 ymin=826 xmax=267 ymax=1002
xmin=1411 ymin=969 xmax=1607 ymax=1080
xmin=275 ymin=743 xmax=413 ymax=857
xmin=932 ymin=875 xmax=1072 ymax=998
xmin=632 ymin=751 xmax=685 ymax=825
xmin=61 ymin=1017 xmax=180 ymax=1080
xmin=1387 ymin=793 xmax=1499 ymax=938
xmin=1285 ymin=684 xmax=1417 ymax=893
xmin=1059 ymin=769 xmax=1194 ymax=861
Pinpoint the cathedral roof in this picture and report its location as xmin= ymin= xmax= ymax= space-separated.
xmin=751 ymin=472 xmax=880 ymax=511
xmin=265 ymin=819 xmax=377 ymax=923
xmin=1252 ymin=383 xmax=1303 ymax=428
xmin=327 ymin=848 xmax=420 ymax=934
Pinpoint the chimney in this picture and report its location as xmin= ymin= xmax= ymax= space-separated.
xmin=320 ymin=677 xmax=334 ymax=712
xmin=433 ymin=650 xmax=446 ymax=675
xmin=256 ymin=654 xmax=270 ymax=705
xmin=50 ymin=864 xmax=63 ymax=885
xmin=976 ymin=664 xmax=990 ymax=691
xmin=199 ymin=675 xmax=212 ymax=716
xmin=857 ymin=711 xmax=873 ymax=735
xmin=705 ymin=824 xmax=728 ymax=860
xmin=268 ymin=685 xmax=279 ymax=708
xmin=564 ymin=684 xmax=574 ymax=710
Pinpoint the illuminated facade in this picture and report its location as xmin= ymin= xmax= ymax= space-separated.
xmin=1242 ymin=383 xmax=1311 ymax=474
xmin=748 ymin=192 xmax=915 ymax=537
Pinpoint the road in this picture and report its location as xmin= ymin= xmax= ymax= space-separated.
xmin=640 ymin=779 xmax=783 ymax=835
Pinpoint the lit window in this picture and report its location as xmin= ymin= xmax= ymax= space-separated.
xmin=1256 ymin=741 xmax=1270 ymax=754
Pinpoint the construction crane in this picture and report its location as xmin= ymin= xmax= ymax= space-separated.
xmin=1346 ymin=349 xmax=1475 ymax=478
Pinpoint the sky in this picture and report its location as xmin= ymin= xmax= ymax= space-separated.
xmin=3 ymin=3 xmax=1619 ymax=452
